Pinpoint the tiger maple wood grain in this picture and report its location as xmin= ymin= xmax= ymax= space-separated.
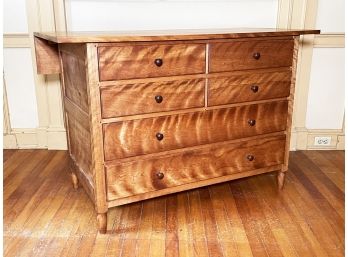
xmin=106 ymin=136 xmax=286 ymax=199
xmin=100 ymin=78 xmax=205 ymax=118
xmin=32 ymin=29 xmax=321 ymax=233
xmin=209 ymin=39 xmax=294 ymax=72
xmin=208 ymin=70 xmax=292 ymax=106
xmin=103 ymin=100 xmax=288 ymax=160
xmin=98 ymin=44 xmax=206 ymax=80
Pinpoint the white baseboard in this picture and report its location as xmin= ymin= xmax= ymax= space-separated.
xmin=3 ymin=127 xmax=68 ymax=150
xmin=291 ymin=127 xmax=345 ymax=150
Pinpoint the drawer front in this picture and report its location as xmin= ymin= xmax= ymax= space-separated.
xmin=98 ymin=44 xmax=206 ymax=81
xmin=106 ymin=135 xmax=286 ymax=200
xmin=103 ymin=100 xmax=288 ymax=160
xmin=208 ymin=71 xmax=291 ymax=106
xmin=209 ymin=39 xmax=294 ymax=72
xmin=100 ymin=78 xmax=205 ymax=118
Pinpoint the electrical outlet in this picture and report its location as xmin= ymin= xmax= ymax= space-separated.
xmin=314 ymin=136 xmax=331 ymax=146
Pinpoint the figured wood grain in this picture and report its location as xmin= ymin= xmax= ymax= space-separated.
xmin=105 ymin=136 xmax=286 ymax=200
xmin=33 ymin=28 xmax=320 ymax=43
xmin=98 ymin=43 xmax=206 ymax=81
xmin=209 ymin=39 xmax=294 ymax=72
xmin=60 ymin=44 xmax=89 ymax=113
xmin=34 ymin=36 xmax=60 ymax=74
xmin=208 ymin=70 xmax=292 ymax=106
xmin=100 ymin=97 xmax=289 ymax=124
xmin=100 ymin=78 xmax=205 ymax=118
xmin=103 ymin=101 xmax=288 ymax=160
xmin=32 ymin=29 xmax=321 ymax=234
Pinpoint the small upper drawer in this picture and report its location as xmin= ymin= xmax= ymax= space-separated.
xmin=98 ymin=44 xmax=206 ymax=81
xmin=209 ymin=39 xmax=294 ymax=72
xmin=100 ymin=78 xmax=205 ymax=118
xmin=208 ymin=70 xmax=292 ymax=106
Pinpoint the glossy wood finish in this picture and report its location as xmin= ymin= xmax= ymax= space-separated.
xmin=103 ymin=101 xmax=288 ymax=160
xmin=4 ymin=149 xmax=344 ymax=257
xmin=98 ymin=44 xmax=206 ymax=81
xmin=34 ymin=28 xmax=320 ymax=43
xmin=209 ymin=39 xmax=294 ymax=72
xmin=100 ymin=78 xmax=205 ymax=118
xmin=106 ymin=136 xmax=286 ymax=200
xmin=33 ymin=29 xmax=320 ymax=233
xmin=208 ymin=70 xmax=291 ymax=106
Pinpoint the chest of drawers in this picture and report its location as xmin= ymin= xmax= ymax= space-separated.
xmin=34 ymin=28 xmax=320 ymax=233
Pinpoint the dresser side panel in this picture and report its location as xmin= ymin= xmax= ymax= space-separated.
xmin=60 ymin=44 xmax=89 ymax=113
xmin=59 ymin=44 xmax=95 ymax=199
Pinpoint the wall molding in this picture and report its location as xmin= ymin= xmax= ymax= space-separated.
xmin=314 ymin=33 xmax=345 ymax=47
xmin=291 ymin=127 xmax=344 ymax=150
xmin=3 ymin=34 xmax=30 ymax=47
xmin=3 ymin=127 xmax=67 ymax=150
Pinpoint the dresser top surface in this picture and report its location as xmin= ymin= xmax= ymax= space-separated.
xmin=34 ymin=28 xmax=320 ymax=43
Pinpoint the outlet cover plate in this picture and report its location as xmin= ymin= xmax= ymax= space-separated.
xmin=314 ymin=136 xmax=332 ymax=146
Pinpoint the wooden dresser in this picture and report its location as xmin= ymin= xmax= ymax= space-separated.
xmin=33 ymin=28 xmax=320 ymax=233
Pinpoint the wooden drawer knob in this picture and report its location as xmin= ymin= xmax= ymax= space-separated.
xmin=156 ymin=132 xmax=164 ymax=141
xmin=154 ymin=58 xmax=163 ymax=67
xmin=155 ymin=95 xmax=163 ymax=103
xmin=253 ymin=52 xmax=261 ymax=60
xmin=250 ymin=85 xmax=259 ymax=93
xmin=248 ymin=119 xmax=256 ymax=126
xmin=156 ymin=172 xmax=164 ymax=179
xmin=246 ymin=155 xmax=255 ymax=161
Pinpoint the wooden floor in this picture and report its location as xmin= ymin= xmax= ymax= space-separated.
xmin=4 ymin=149 xmax=344 ymax=257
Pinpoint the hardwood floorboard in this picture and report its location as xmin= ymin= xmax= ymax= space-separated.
xmin=252 ymin=175 xmax=316 ymax=257
xmin=285 ymin=171 xmax=343 ymax=257
xmin=3 ymin=149 xmax=344 ymax=257
xmin=3 ymin=149 xmax=16 ymax=162
xmin=289 ymin=160 xmax=344 ymax=245
xmin=303 ymin=151 xmax=344 ymax=191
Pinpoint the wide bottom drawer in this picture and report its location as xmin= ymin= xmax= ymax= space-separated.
xmin=106 ymin=135 xmax=286 ymax=201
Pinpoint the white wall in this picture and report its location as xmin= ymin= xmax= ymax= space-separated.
xmin=3 ymin=48 xmax=39 ymax=128
xmin=67 ymin=0 xmax=278 ymax=31
xmin=4 ymin=0 xmax=28 ymax=33
xmin=305 ymin=0 xmax=345 ymax=130
xmin=316 ymin=0 xmax=344 ymax=33
xmin=4 ymin=0 xmax=39 ymax=129
xmin=306 ymin=48 xmax=345 ymax=129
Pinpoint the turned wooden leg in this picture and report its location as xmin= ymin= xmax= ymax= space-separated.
xmin=277 ymin=171 xmax=286 ymax=190
xmin=97 ymin=213 xmax=107 ymax=234
xmin=71 ymin=172 xmax=79 ymax=190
